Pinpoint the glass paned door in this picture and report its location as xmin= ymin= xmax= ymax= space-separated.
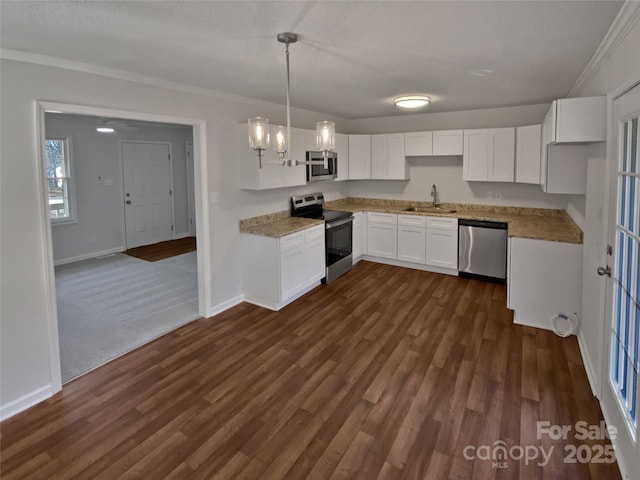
xmin=610 ymin=107 xmax=640 ymax=438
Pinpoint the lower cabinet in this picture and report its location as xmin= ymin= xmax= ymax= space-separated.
xmin=508 ymin=237 xmax=582 ymax=330
xmin=398 ymin=214 xmax=427 ymax=263
xmin=352 ymin=211 xmax=367 ymax=263
xmin=243 ymin=224 xmax=325 ymax=310
xmin=367 ymin=212 xmax=458 ymax=274
xmin=426 ymin=217 xmax=458 ymax=269
xmin=367 ymin=212 xmax=398 ymax=259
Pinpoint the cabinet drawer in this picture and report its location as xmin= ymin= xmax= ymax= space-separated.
xmin=280 ymin=231 xmax=304 ymax=252
xmin=304 ymin=224 xmax=325 ymax=243
xmin=398 ymin=214 xmax=427 ymax=227
xmin=427 ymin=217 xmax=457 ymax=230
xmin=367 ymin=212 xmax=397 ymax=225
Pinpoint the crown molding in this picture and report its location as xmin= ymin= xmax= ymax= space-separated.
xmin=0 ymin=48 xmax=284 ymax=111
xmin=568 ymin=1 xmax=640 ymax=97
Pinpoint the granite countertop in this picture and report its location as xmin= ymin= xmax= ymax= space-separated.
xmin=239 ymin=197 xmax=583 ymax=244
xmin=326 ymin=198 xmax=583 ymax=244
xmin=239 ymin=212 xmax=323 ymax=237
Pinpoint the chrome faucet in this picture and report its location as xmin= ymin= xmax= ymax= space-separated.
xmin=430 ymin=184 xmax=439 ymax=208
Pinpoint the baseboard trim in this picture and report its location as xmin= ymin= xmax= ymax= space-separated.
xmin=0 ymin=384 xmax=54 ymax=421
xmin=207 ymin=295 xmax=245 ymax=318
xmin=361 ymin=255 xmax=458 ymax=276
xmin=54 ymin=247 xmax=123 ymax=266
xmin=174 ymin=232 xmax=192 ymax=240
xmin=577 ymin=330 xmax=600 ymax=398
xmin=512 ymin=309 xmax=555 ymax=332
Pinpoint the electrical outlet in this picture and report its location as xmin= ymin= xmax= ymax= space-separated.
xmin=89 ymin=235 xmax=97 ymax=245
xmin=495 ymin=192 xmax=502 ymax=202
xmin=487 ymin=191 xmax=493 ymax=200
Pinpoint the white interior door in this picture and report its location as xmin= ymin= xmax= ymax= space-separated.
xmin=122 ymin=142 xmax=173 ymax=248
xmin=602 ymin=83 xmax=640 ymax=470
xmin=186 ymin=141 xmax=196 ymax=236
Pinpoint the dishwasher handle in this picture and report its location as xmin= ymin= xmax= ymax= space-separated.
xmin=458 ymin=219 xmax=508 ymax=230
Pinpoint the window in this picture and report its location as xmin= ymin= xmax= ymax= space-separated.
xmin=45 ymin=138 xmax=76 ymax=223
xmin=610 ymin=116 xmax=639 ymax=439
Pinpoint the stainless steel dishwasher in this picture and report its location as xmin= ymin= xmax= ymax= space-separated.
xmin=458 ymin=219 xmax=508 ymax=283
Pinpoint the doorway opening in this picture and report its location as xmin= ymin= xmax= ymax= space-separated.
xmin=36 ymin=102 xmax=211 ymax=389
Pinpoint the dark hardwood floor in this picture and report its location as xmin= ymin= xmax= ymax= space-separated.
xmin=0 ymin=261 xmax=621 ymax=479
xmin=125 ymin=237 xmax=196 ymax=262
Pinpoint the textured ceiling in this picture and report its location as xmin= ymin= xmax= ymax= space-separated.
xmin=0 ymin=1 xmax=623 ymax=119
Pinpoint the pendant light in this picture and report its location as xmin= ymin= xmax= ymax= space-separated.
xmin=248 ymin=33 xmax=335 ymax=168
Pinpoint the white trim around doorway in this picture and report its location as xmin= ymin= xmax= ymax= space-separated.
xmin=35 ymin=100 xmax=212 ymax=398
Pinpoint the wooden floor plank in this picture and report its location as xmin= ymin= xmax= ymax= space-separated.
xmin=0 ymin=261 xmax=621 ymax=480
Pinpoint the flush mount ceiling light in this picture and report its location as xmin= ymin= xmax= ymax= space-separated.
xmin=248 ymin=32 xmax=335 ymax=169
xmin=394 ymin=96 xmax=431 ymax=109
xmin=96 ymin=126 xmax=115 ymax=133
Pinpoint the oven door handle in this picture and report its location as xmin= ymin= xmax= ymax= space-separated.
xmin=325 ymin=217 xmax=354 ymax=229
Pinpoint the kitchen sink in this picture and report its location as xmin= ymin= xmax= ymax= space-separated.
xmin=403 ymin=206 xmax=458 ymax=214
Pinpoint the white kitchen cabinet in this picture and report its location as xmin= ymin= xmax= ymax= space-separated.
xmin=463 ymin=128 xmax=515 ymax=182
xmin=371 ymin=134 xmax=408 ymax=180
xmin=433 ymin=130 xmax=464 ymax=156
xmin=398 ymin=214 xmax=427 ymax=264
xmin=304 ymin=225 xmax=326 ymax=284
xmin=335 ymin=133 xmax=349 ymax=181
xmin=547 ymin=96 xmax=606 ymax=144
xmin=515 ymin=124 xmax=542 ymax=184
xmin=367 ymin=212 xmax=397 ymax=259
xmin=352 ymin=211 xmax=366 ymax=263
xmin=243 ymin=224 xmax=325 ymax=311
xmin=508 ymin=237 xmax=582 ymax=330
xmin=463 ymin=129 xmax=488 ymax=181
xmin=305 ymin=130 xmax=318 ymax=151
xmin=280 ymin=237 xmax=305 ymax=300
xmin=405 ymin=131 xmax=433 ymax=156
xmin=371 ymin=134 xmax=387 ymax=179
xmin=238 ymin=124 xmax=307 ymax=190
xmin=348 ymin=134 xmax=371 ymax=179
xmin=426 ymin=216 xmax=458 ymax=269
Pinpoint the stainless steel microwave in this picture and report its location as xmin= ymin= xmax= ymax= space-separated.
xmin=306 ymin=151 xmax=338 ymax=181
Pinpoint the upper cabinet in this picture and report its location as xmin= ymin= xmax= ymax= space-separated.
xmin=433 ymin=130 xmax=464 ymax=156
xmin=463 ymin=128 xmax=515 ymax=182
xmin=539 ymin=96 xmax=605 ymax=194
xmin=335 ymin=133 xmax=349 ymax=181
xmin=404 ymin=131 xmax=433 ymax=156
xmin=404 ymin=130 xmax=463 ymax=156
xmin=547 ymin=96 xmax=606 ymax=144
xmin=515 ymin=124 xmax=542 ymax=184
xmin=348 ymin=134 xmax=371 ymax=180
xmin=371 ymin=134 xmax=408 ymax=180
xmin=238 ymin=124 xmax=307 ymax=190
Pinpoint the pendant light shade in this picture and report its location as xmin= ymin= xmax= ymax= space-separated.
xmin=316 ymin=121 xmax=335 ymax=152
xmin=273 ymin=125 xmax=287 ymax=158
xmin=248 ymin=117 xmax=270 ymax=150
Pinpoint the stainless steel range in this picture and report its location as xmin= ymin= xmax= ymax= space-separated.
xmin=291 ymin=193 xmax=353 ymax=284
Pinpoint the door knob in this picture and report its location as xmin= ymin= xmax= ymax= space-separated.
xmin=126 ymin=200 xmax=132 ymax=205
xmin=597 ymin=266 xmax=611 ymax=277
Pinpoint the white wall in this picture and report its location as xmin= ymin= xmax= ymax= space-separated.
xmin=569 ymin=6 xmax=640 ymax=479
xmin=345 ymin=104 xmax=570 ymax=210
xmin=0 ymin=57 xmax=349 ymax=417
xmin=46 ymin=113 xmax=194 ymax=263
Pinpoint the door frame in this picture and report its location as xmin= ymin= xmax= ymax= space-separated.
xmin=119 ymin=140 xmax=176 ymax=249
xmin=185 ymin=141 xmax=195 ymax=236
xmin=35 ymin=100 xmax=211 ymax=394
